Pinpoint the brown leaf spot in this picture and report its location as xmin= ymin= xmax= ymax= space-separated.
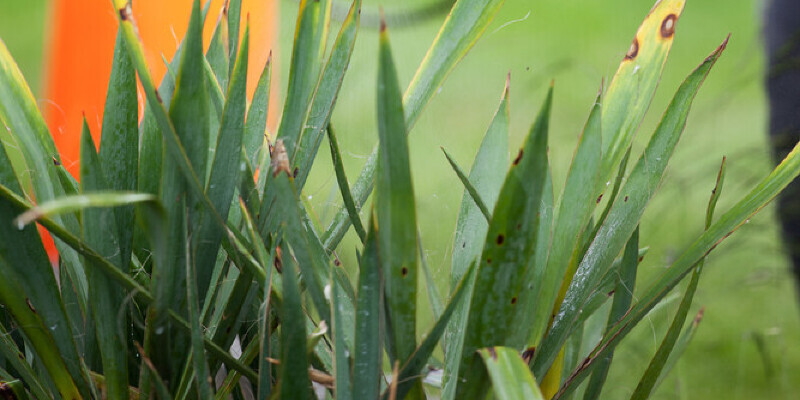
xmin=496 ymin=234 xmax=505 ymax=245
xmin=293 ymin=167 xmax=299 ymax=178
xmin=486 ymin=258 xmax=492 ymax=264
xmin=624 ymin=195 xmax=629 ymax=202
xmin=401 ymin=267 xmax=409 ymax=277
xmin=510 ymin=297 xmax=518 ymax=305
xmin=52 ymin=156 xmax=61 ymax=166
xmin=607 ymin=289 xmax=615 ymax=297
xmin=596 ymin=194 xmax=603 ymax=204
xmin=334 ymin=258 xmax=341 ymax=267
xmin=522 ymin=347 xmax=536 ymax=363
xmin=119 ymin=6 xmax=130 ymax=21
xmin=660 ymin=14 xmax=677 ymax=38
xmin=274 ymin=246 xmax=283 ymax=273
xmin=487 ymin=347 xmax=498 ymax=360
xmin=155 ymin=90 xmax=163 ymax=104
xmin=625 ymin=38 xmax=639 ymax=60
xmin=512 ymin=149 xmax=524 ymax=166
xmin=25 ymin=298 xmax=36 ymax=313
xmin=0 ymin=382 xmax=16 ymax=400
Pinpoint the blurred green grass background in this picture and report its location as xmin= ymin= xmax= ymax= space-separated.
xmin=1 ymin=0 xmax=798 ymax=398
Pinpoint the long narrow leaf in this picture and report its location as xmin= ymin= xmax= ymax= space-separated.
xmin=455 ymin=87 xmax=553 ymax=400
xmin=376 ymin=21 xmax=418 ymax=365
xmin=479 ymin=347 xmax=545 ymax=400
xmin=322 ymin=0 xmax=506 ymax=251
xmin=532 ymin=38 xmax=728 ymax=381
xmin=352 ymin=215 xmax=383 ymax=400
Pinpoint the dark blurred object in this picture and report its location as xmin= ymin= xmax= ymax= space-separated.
xmin=766 ymin=0 xmax=800 ymax=294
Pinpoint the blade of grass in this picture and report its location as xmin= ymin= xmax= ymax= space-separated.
xmin=581 ymin=227 xmax=639 ymax=400
xmin=352 ymin=214 xmax=383 ymax=400
xmin=292 ymin=0 xmax=361 ymax=188
xmin=455 ymin=87 xmax=553 ymax=400
xmin=532 ymin=38 xmax=728 ymax=382
xmin=99 ymin=26 xmax=138 ymax=276
xmin=0 ymin=183 xmax=259 ymax=382
xmin=531 ymin=96 xmax=601 ymax=347
xmin=321 ymin=0 xmax=506 ymax=251
xmin=441 ymin=147 xmax=492 ymax=223
xmin=376 ymin=21 xmax=418 ymax=366
xmin=327 ymin=124 xmax=366 ymax=242
xmin=442 ymin=78 xmax=509 ymax=400
xmin=599 ymin=0 xmax=686 ymax=184
xmin=80 ymin=119 xmax=130 ymax=400
xmin=243 ymin=53 xmax=272 ymax=166
xmin=0 ymin=135 xmax=89 ymax=398
xmin=194 ymin=22 xmax=250 ymax=304
xmin=280 ymin=253 xmax=312 ymax=400
xmin=628 ymin=157 xmax=726 ymax=400
xmin=479 ymin=347 xmax=545 ymax=400
xmin=389 ymin=261 xmax=477 ymax=400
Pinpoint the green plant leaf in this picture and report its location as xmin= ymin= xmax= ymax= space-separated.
xmin=442 ymin=79 xmax=509 ymax=400
xmin=582 ymin=227 xmax=639 ymax=400
xmin=629 ymin=157 xmax=725 ymax=400
xmin=194 ymin=22 xmax=250 ymax=304
xmin=327 ymin=124 xmax=366 ymax=242
xmin=0 ymin=182 xmax=258 ymax=383
xmin=533 ymin=36 xmax=728 ymax=389
xmin=352 ymin=215 xmax=383 ymax=400
xmin=243 ymin=54 xmax=271 ymax=166
xmin=599 ymin=0 xmax=685 ymax=184
xmin=531 ymin=97 xmax=601 ymax=347
xmin=0 ymin=143 xmax=86 ymax=398
xmin=0 ymin=25 xmax=87 ymax=348
xmin=206 ymin=7 xmax=229 ymax=93
xmin=376 ymin=22 xmax=418 ymax=366
xmin=99 ymin=26 xmax=138 ymax=276
xmin=276 ymin=0 xmax=329 ymax=159
xmin=442 ymin=147 xmax=492 ymax=223
xmin=479 ymin=347 xmax=545 ymax=400
xmin=227 ymin=0 xmax=242 ymax=76
xmin=292 ymin=0 xmax=361 ymax=188
xmin=80 ymin=118 xmax=130 ymax=400
xmin=390 ymin=261 xmax=477 ymax=400
xmin=333 ymin=275 xmax=353 ymax=400
xmin=455 ymin=87 xmax=552 ymax=400
xmin=322 ymin=0 xmax=506 ymax=251
xmin=280 ymin=251 xmax=312 ymax=400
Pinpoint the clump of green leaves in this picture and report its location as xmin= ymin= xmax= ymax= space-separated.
xmin=0 ymin=0 xmax=797 ymax=399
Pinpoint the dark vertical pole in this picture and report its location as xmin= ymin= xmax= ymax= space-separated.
xmin=766 ymin=0 xmax=800 ymax=293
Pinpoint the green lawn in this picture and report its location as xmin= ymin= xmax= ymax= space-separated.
xmin=2 ymin=0 xmax=798 ymax=398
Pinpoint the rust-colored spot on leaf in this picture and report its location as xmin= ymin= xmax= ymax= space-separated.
xmin=512 ymin=149 xmax=524 ymax=166
xmin=624 ymin=195 xmax=629 ymax=202
xmin=487 ymin=347 xmax=498 ymax=360
xmin=401 ymin=267 xmax=409 ymax=277
xmin=119 ymin=6 xmax=130 ymax=21
xmin=52 ymin=156 xmax=61 ymax=166
xmin=660 ymin=14 xmax=677 ymax=38
xmin=625 ymin=38 xmax=639 ymax=60
xmin=607 ymin=290 xmax=615 ymax=297
xmin=155 ymin=90 xmax=163 ymax=104
xmin=510 ymin=297 xmax=518 ymax=305
xmin=486 ymin=258 xmax=492 ymax=264
xmin=0 ymin=382 xmax=17 ymax=400
xmin=496 ymin=234 xmax=505 ymax=245
xmin=522 ymin=346 xmax=536 ymax=363
xmin=293 ymin=167 xmax=299 ymax=178
xmin=274 ymin=246 xmax=283 ymax=273
xmin=25 ymin=298 xmax=36 ymax=313
xmin=596 ymin=194 xmax=603 ymax=204
xmin=334 ymin=257 xmax=341 ymax=267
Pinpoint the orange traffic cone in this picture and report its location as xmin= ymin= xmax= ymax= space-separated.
xmin=41 ymin=0 xmax=277 ymax=263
